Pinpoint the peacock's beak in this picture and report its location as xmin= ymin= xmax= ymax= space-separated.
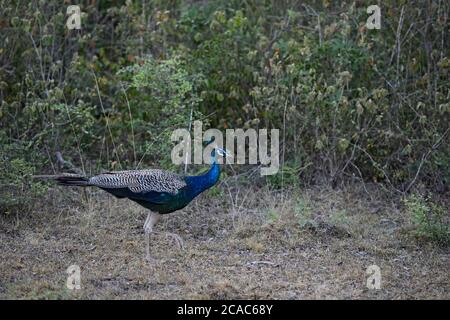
xmin=216 ymin=147 xmax=231 ymax=158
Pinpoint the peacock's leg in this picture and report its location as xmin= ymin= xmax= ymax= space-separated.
xmin=143 ymin=212 xmax=184 ymax=261
xmin=143 ymin=211 xmax=161 ymax=262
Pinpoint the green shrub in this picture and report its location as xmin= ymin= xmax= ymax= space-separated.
xmin=178 ymin=1 xmax=449 ymax=190
xmin=293 ymin=196 xmax=316 ymax=229
xmin=329 ymin=209 xmax=350 ymax=229
xmin=267 ymin=209 xmax=280 ymax=223
xmin=266 ymin=162 xmax=303 ymax=189
xmin=119 ymin=55 xmax=204 ymax=169
xmin=403 ymin=194 xmax=450 ymax=245
xmin=0 ymin=141 xmax=48 ymax=216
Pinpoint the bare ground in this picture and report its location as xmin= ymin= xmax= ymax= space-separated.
xmin=0 ymin=184 xmax=448 ymax=299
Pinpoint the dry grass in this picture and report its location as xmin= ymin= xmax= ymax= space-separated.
xmin=0 ymin=183 xmax=448 ymax=299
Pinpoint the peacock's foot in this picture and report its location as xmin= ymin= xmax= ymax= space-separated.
xmin=164 ymin=232 xmax=184 ymax=249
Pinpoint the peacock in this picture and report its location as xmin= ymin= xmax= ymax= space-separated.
xmin=55 ymin=138 xmax=227 ymax=261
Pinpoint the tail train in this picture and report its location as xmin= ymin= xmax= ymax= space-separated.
xmin=55 ymin=175 xmax=90 ymax=187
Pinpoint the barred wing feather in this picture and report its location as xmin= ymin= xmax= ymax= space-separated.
xmin=89 ymin=169 xmax=187 ymax=195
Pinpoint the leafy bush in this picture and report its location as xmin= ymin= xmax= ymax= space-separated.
xmin=266 ymin=162 xmax=303 ymax=189
xmin=167 ymin=1 xmax=449 ymax=191
xmin=119 ymin=55 xmax=204 ymax=169
xmin=0 ymin=141 xmax=48 ymax=216
xmin=403 ymin=194 xmax=450 ymax=245
xmin=293 ymin=196 xmax=316 ymax=229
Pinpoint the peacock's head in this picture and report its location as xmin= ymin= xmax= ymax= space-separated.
xmin=215 ymin=147 xmax=229 ymax=157
xmin=203 ymin=136 xmax=230 ymax=159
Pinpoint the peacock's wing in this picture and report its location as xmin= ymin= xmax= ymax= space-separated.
xmin=88 ymin=169 xmax=187 ymax=204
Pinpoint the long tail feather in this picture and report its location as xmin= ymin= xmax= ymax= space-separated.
xmin=55 ymin=175 xmax=90 ymax=187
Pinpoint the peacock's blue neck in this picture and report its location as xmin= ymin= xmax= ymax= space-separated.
xmin=185 ymin=155 xmax=220 ymax=198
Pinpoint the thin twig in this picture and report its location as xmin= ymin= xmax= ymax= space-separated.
xmin=120 ymin=82 xmax=136 ymax=167
xmin=403 ymin=128 xmax=449 ymax=193
xmin=92 ymin=70 xmax=122 ymax=169
xmin=184 ymin=107 xmax=193 ymax=173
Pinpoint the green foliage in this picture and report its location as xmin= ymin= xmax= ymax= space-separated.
xmin=119 ymin=55 xmax=204 ymax=168
xmin=267 ymin=209 xmax=279 ymax=223
xmin=0 ymin=141 xmax=48 ymax=215
xmin=0 ymin=0 xmax=448 ymax=219
xmin=266 ymin=162 xmax=303 ymax=189
xmin=293 ymin=196 xmax=316 ymax=229
xmin=207 ymin=184 xmax=225 ymax=198
xmin=403 ymin=194 xmax=450 ymax=245
xmin=329 ymin=210 xmax=350 ymax=229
